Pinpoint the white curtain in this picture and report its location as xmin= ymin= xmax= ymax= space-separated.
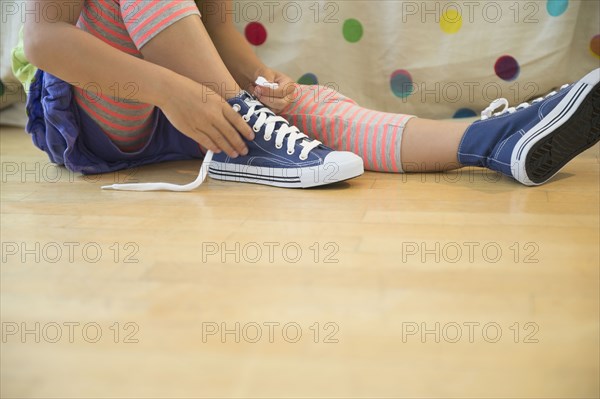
xmin=2 ymin=1 xmax=598 ymax=118
xmin=235 ymin=0 xmax=600 ymax=118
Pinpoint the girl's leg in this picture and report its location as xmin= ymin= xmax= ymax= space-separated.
xmin=280 ymin=85 xmax=469 ymax=173
xmin=401 ymin=119 xmax=470 ymax=172
xmin=283 ymin=68 xmax=600 ymax=186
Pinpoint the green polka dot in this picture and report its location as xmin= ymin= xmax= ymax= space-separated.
xmin=0 ymin=80 xmax=4 ymax=97
xmin=298 ymin=73 xmax=318 ymax=85
xmin=343 ymin=19 xmax=363 ymax=43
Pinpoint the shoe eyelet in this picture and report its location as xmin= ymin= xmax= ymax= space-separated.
xmin=275 ymin=143 xmax=283 ymax=149
xmin=287 ymin=149 xmax=294 ymax=155
xmin=253 ymin=125 xmax=260 ymax=132
xmin=264 ymin=135 xmax=271 ymax=141
xmin=242 ymin=115 xmax=250 ymax=122
xmin=232 ymin=104 xmax=241 ymax=112
xmin=299 ymin=154 xmax=308 ymax=161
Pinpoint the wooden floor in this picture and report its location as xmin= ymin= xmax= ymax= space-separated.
xmin=1 ymin=124 xmax=598 ymax=398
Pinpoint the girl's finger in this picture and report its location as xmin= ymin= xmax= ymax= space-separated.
xmin=272 ymin=81 xmax=296 ymax=99
xmin=223 ymin=105 xmax=255 ymax=141
xmin=191 ymin=129 xmax=221 ymax=154
xmin=256 ymin=81 xmax=294 ymax=100
xmin=215 ymin=115 xmax=249 ymax=156
xmin=198 ymin=125 xmax=239 ymax=158
xmin=263 ymin=91 xmax=295 ymax=112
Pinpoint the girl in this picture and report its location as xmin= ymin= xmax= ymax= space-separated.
xmin=18 ymin=0 xmax=600 ymax=190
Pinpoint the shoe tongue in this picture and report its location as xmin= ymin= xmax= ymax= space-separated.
xmin=228 ymin=90 xmax=265 ymax=113
xmin=226 ymin=90 xmax=253 ymax=106
xmin=238 ymin=90 xmax=254 ymax=101
xmin=231 ymin=90 xmax=256 ymax=104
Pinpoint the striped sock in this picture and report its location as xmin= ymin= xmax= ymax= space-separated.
xmin=280 ymin=85 xmax=415 ymax=172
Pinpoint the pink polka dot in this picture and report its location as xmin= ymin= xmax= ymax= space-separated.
xmin=245 ymin=22 xmax=267 ymax=46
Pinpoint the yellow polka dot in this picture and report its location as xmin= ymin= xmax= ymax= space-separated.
xmin=440 ymin=9 xmax=462 ymax=34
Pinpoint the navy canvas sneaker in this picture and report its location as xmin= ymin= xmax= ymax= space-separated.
xmin=208 ymin=91 xmax=364 ymax=188
xmin=102 ymin=91 xmax=363 ymax=192
xmin=458 ymin=68 xmax=600 ymax=185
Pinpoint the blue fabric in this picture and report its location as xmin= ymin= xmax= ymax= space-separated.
xmin=457 ymin=86 xmax=572 ymax=177
xmin=25 ymin=69 xmax=202 ymax=174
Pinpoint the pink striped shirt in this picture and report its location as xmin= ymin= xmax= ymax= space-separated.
xmin=74 ymin=0 xmax=200 ymax=151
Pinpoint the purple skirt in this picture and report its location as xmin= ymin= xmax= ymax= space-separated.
xmin=26 ymin=70 xmax=203 ymax=174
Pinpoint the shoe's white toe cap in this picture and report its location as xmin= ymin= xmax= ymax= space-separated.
xmin=321 ymin=151 xmax=364 ymax=183
xmin=324 ymin=151 xmax=364 ymax=169
xmin=298 ymin=151 xmax=364 ymax=187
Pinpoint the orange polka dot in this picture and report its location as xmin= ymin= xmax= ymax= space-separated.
xmin=590 ymin=35 xmax=600 ymax=59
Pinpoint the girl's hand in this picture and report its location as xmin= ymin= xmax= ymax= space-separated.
xmin=160 ymin=75 xmax=254 ymax=157
xmin=253 ymin=68 xmax=297 ymax=114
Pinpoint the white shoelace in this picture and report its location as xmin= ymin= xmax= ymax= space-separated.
xmin=235 ymin=100 xmax=321 ymax=161
xmin=481 ymin=84 xmax=570 ymax=120
xmin=102 ymin=78 xmax=321 ymax=192
xmin=101 ymin=150 xmax=213 ymax=192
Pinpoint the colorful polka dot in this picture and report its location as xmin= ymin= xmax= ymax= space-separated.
xmin=495 ymin=55 xmax=520 ymax=81
xmin=590 ymin=34 xmax=600 ymax=59
xmin=298 ymin=73 xmax=318 ymax=85
xmin=440 ymin=8 xmax=462 ymax=34
xmin=453 ymin=108 xmax=477 ymax=119
xmin=343 ymin=19 xmax=363 ymax=43
xmin=390 ymin=70 xmax=414 ymax=98
xmin=245 ymin=22 xmax=267 ymax=46
xmin=547 ymin=0 xmax=569 ymax=17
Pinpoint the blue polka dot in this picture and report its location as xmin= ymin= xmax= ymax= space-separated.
xmin=453 ymin=108 xmax=477 ymax=119
xmin=390 ymin=70 xmax=414 ymax=98
xmin=298 ymin=73 xmax=318 ymax=85
xmin=547 ymin=0 xmax=568 ymax=17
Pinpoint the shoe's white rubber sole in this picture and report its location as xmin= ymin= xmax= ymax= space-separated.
xmin=208 ymin=153 xmax=365 ymax=188
xmin=511 ymin=68 xmax=600 ymax=186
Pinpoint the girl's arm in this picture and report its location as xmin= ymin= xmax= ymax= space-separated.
xmin=24 ymin=1 xmax=170 ymax=109
xmin=24 ymin=0 xmax=252 ymax=156
xmin=201 ymin=0 xmax=267 ymax=91
xmin=202 ymin=0 xmax=296 ymax=112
